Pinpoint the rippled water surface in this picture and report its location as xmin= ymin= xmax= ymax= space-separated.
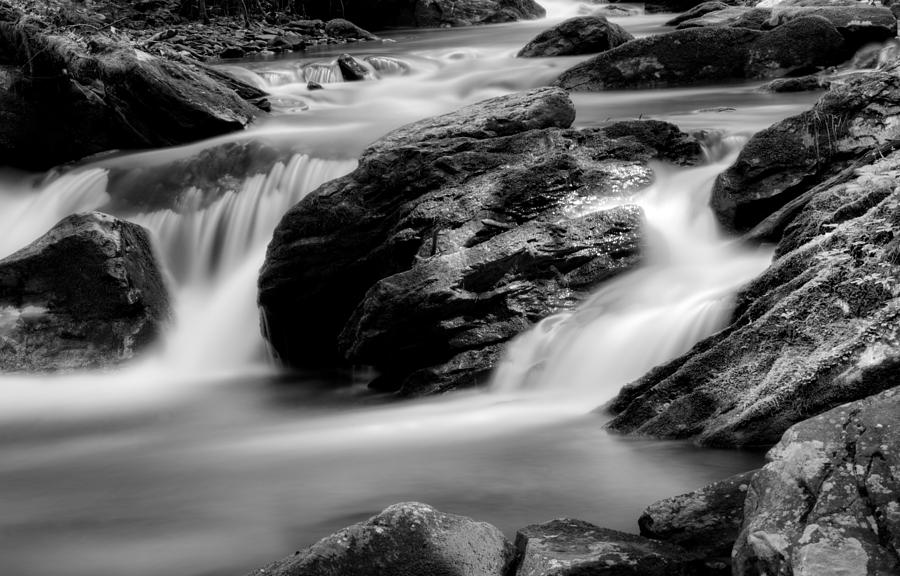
xmin=0 ymin=4 xmax=828 ymax=576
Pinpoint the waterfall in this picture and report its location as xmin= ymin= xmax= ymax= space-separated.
xmin=491 ymin=141 xmax=773 ymax=403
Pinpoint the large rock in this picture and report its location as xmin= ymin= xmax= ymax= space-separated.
xmin=640 ymin=470 xmax=758 ymax=573
xmin=712 ymin=58 xmax=900 ymax=233
xmin=514 ymin=518 xmax=698 ymax=576
xmin=247 ymin=502 xmax=515 ymax=576
xmin=733 ymin=387 xmax=900 ymax=576
xmin=608 ymin=144 xmax=900 ymax=446
xmin=258 ymin=88 xmax=700 ymax=394
xmin=554 ymin=19 xmax=846 ymax=91
xmin=0 ymin=16 xmax=263 ymax=171
xmin=517 ymin=16 xmax=634 ymax=58
xmin=0 ymin=212 xmax=170 ymax=371
xmin=295 ymin=0 xmax=545 ymax=29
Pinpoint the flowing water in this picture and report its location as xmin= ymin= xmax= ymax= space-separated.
xmin=0 ymin=4 xmax=829 ymax=576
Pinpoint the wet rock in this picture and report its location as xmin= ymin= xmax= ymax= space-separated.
xmin=760 ymin=74 xmax=829 ymax=93
xmin=640 ymin=470 xmax=758 ymax=573
xmin=517 ymin=15 xmax=634 ymax=58
xmin=665 ymin=2 xmax=732 ymax=26
xmin=258 ymin=88 xmax=700 ymax=394
xmin=765 ymin=5 xmax=897 ymax=49
xmin=219 ymin=46 xmax=245 ymax=59
xmin=675 ymin=7 xmax=769 ymax=30
xmin=324 ymin=18 xmax=378 ymax=40
xmin=733 ymin=387 xmax=900 ymax=576
xmin=247 ymin=502 xmax=515 ymax=576
xmin=554 ymin=19 xmax=845 ymax=91
xmin=644 ymin=0 xmax=733 ymax=14
xmin=365 ymin=55 xmax=411 ymax=75
xmin=514 ymin=518 xmax=698 ymax=576
xmin=0 ymin=20 xmax=262 ymax=171
xmin=307 ymin=80 xmax=324 ymax=90
xmin=608 ymin=143 xmax=900 ymax=447
xmin=711 ymin=59 xmax=900 ymax=233
xmin=0 ymin=212 xmax=170 ymax=371
xmin=337 ymin=53 xmax=375 ymax=81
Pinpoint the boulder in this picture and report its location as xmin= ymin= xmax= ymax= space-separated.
xmin=644 ymin=0 xmax=736 ymax=14
xmin=665 ymin=2 xmax=732 ymax=26
xmin=324 ymin=18 xmax=378 ymax=40
xmin=0 ymin=19 xmax=263 ymax=171
xmin=514 ymin=518 xmax=698 ymax=576
xmin=733 ymin=387 xmax=900 ymax=576
xmin=258 ymin=88 xmax=700 ymax=394
xmin=608 ymin=144 xmax=900 ymax=447
xmin=553 ymin=19 xmax=845 ymax=91
xmin=247 ymin=502 xmax=515 ymax=576
xmin=711 ymin=59 xmax=900 ymax=233
xmin=516 ymin=16 xmax=634 ymax=58
xmin=760 ymin=73 xmax=829 ymax=93
xmin=0 ymin=212 xmax=170 ymax=371
xmin=337 ymin=53 xmax=375 ymax=81
xmin=674 ymin=6 xmax=760 ymax=29
xmin=640 ymin=470 xmax=758 ymax=573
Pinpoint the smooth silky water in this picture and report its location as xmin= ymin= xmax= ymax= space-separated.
xmin=0 ymin=2 xmax=827 ymax=575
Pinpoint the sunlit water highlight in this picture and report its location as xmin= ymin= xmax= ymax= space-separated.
xmin=0 ymin=5 xmax=830 ymax=576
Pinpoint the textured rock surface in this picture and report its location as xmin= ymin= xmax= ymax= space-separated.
xmin=0 ymin=15 xmax=263 ymax=171
xmin=640 ymin=470 xmax=758 ymax=572
xmin=554 ymin=19 xmax=846 ymax=91
xmin=608 ymin=145 xmax=900 ymax=447
xmin=517 ymin=15 xmax=633 ymax=58
xmin=247 ymin=502 xmax=515 ymax=576
xmin=712 ymin=58 xmax=900 ymax=233
xmin=514 ymin=518 xmax=697 ymax=576
xmin=733 ymin=388 xmax=900 ymax=576
xmin=258 ymin=88 xmax=700 ymax=394
xmin=296 ymin=0 xmax=546 ymax=29
xmin=0 ymin=212 xmax=170 ymax=371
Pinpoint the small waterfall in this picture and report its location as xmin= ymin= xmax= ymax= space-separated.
xmin=0 ymin=169 xmax=110 ymax=258
xmin=491 ymin=142 xmax=772 ymax=403
xmin=303 ymin=62 xmax=341 ymax=84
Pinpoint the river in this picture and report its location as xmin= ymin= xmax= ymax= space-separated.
xmin=0 ymin=2 xmax=825 ymax=575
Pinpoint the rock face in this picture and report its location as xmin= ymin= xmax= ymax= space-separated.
xmin=258 ymin=87 xmax=701 ymax=394
xmin=297 ymin=0 xmax=546 ymax=29
xmin=733 ymin=388 xmax=900 ymax=576
xmin=247 ymin=502 xmax=515 ymax=576
xmin=640 ymin=470 xmax=758 ymax=573
xmin=0 ymin=212 xmax=170 ymax=371
xmin=608 ymin=141 xmax=900 ymax=447
xmin=517 ymin=16 xmax=634 ymax=58
xmin=554 ymin=19 xmax=846 ymax=91
xmin=514 ymin=518 xmax=698 ymax=576
xmin=712 ymin=59 xmax=900 ymax=233
xmin=0 ymin=14 xmax=263 ymax=171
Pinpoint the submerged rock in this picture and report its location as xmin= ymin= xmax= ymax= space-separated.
xmin=0 ymin=212 xmax=170 ymax=371
xmin=247 ymin=502 xmax=515 ymax=576
xmin=258 ymin=88 xmax=699 ymax=394
xmin=733 ymin=388 xmax=900 ymax=576
xmin=553 ymin=19 xmax=846 ymax=91
xmin=640 ymin=470 xmax=758 ymax=573
xmin=0 ymin=16 xmax=263 ymax=171
xmin=608 ymin=143 xmax=900 ymax=446
xmin=517 ymin=16 xmax=633 ymax=58
xmin=514 ymin=518 xmax=698 ymax=576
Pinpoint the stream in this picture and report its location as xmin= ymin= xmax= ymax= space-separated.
xmin=0 ymin=2 xmax=827 ymax=575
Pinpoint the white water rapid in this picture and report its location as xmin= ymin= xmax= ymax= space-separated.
xmin=0 ymin=5 xmax=830 ymax=576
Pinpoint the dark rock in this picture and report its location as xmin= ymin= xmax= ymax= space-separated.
xmin=337 ymin=53 xmax=375 ymax=81
xmin=307 ymin=80 xmax=324 ymax=90
xmin=665 ymin=2 xmax=731 ymax=26
xmin=219 ymin=46 xmax=245 ymax=59
xmin=258 ymin=88 xmax=699 ymax=394
xmin=608 ymin=143 xmax=900 ymax=447
xmin=554 ymin=19 xmax=845 ymax=91
xmin=675 ymin=7 xmax=760 ymax=29
xmin=644 ymin=0 xmax=734 ymax=14
xmin=764 ymin=6 xmax=897 ymax=50
xmin=640 ymin=470 xmax=758 ymax=572
xmin=247 ymin=502 xmax=515 ymax=576
xmin=514 ymin=518 xmax=698 ymax=576
xmin=711 ymin=59 xmax=900 ymax=233
xmin=760 ymin=74 xmax=829 ymax=93
xmin=0 ymin=212 xmax=170 ymax=371
xmin=324 ymin=18 xmax=378 ymax=40
xmin=0 ymin=20 xmax=262 ymax=171
xmin=517 ymin=16 xmax=634 ymax=58
xmin=733 ymin=387 xmax=900 ymax=576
